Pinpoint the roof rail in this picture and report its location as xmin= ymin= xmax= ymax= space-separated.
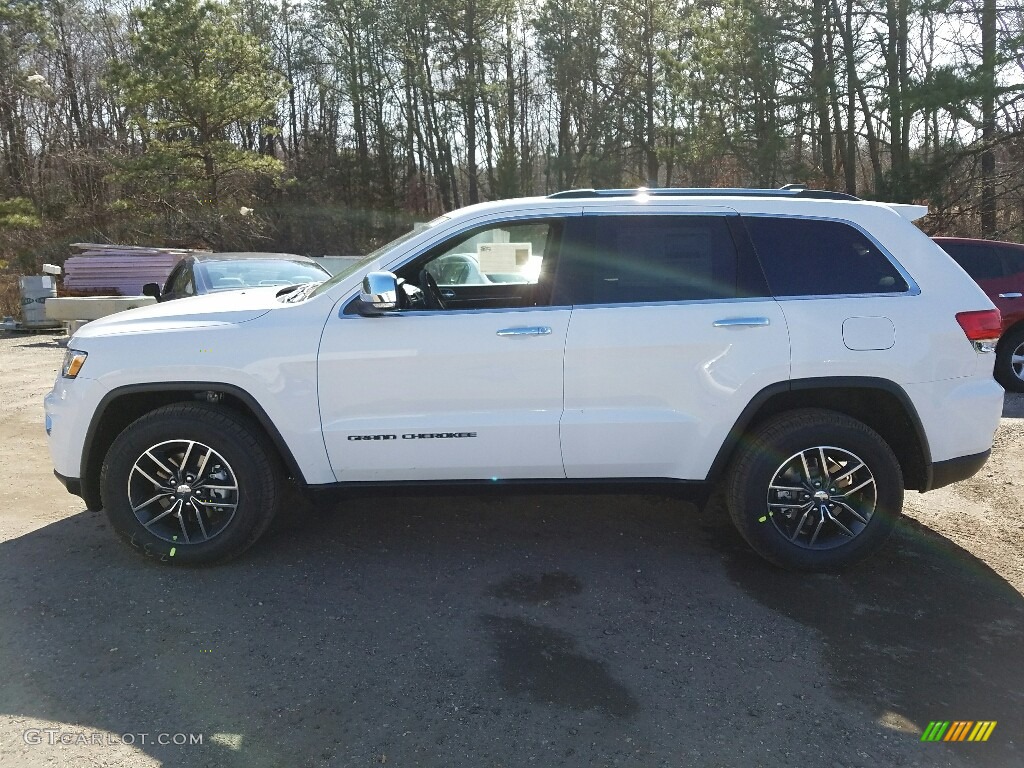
xmin=546 ymin=186 xmax=859 ymax=201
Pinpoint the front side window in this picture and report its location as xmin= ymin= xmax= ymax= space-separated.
xmin=553 ymin=215 xmax=740 ymax=305
xmin=394 ymin=219 xmax=562 ymax=311
xmin=170 ymin=263 xmax=196 ymax=296
xmin=745 ymin=217 xmax=909 ymax=297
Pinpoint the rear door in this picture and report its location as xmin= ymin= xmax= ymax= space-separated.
xmin=555 ymin=207 xmax=790 ymax=480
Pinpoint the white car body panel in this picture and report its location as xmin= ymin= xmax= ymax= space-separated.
xmin=47 ymin=288 xmax=338 ymax=485
xmin=561 ymin=300 xmax=790 ymax=478
xmin=318 ymin=307 xmax=571 ymax=481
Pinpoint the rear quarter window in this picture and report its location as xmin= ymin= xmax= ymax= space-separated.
xmin=744 ymin=217 xmax=908 ymax=297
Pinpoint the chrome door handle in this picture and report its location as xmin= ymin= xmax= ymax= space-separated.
xmin=712 ymin=317 xmax=771 ymax=327
xmin=441 ymin=289 xmax=456 ymax=299
xmin=496 ymin=326 xmax=552 ymax=337
xmin=999 ymin=292 xmax=1022 ymax=299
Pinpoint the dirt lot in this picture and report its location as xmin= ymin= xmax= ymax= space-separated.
xmin=0 ymin=331 xmax=1020 ymax=768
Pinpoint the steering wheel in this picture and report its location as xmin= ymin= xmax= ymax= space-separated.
xmin=396 ymin=277 xmax=425 ymax=310
xmin=419 ymin=269 xmax=448 ymax=310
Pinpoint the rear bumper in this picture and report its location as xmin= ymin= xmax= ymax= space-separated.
xmin=925 ymin=450 xmax=990 ymax=492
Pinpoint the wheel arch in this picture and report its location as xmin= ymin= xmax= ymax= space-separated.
xmin=80 ymin=383 xmax=305 ymax=511
xmin=707 ymin=377 xmax=933 ymax=492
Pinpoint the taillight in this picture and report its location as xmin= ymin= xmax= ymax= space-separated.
xmin=956 ymin=309 xmax=1002 ymax=351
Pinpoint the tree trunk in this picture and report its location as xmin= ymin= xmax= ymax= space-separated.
xmin=981 ymin=0 xmax=997 ymax=235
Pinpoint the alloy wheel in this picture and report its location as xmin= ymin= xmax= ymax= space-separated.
xmin=127 ymin=440 xmax=239 ymax=544
xmin=765 ymin=446 xmax=877 ymax=550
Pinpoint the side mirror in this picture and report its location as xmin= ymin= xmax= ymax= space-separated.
xmin=358 ymin=271 xmax=399 ymax=315
xmin=142 ymin=283 xmax=162 ymax=300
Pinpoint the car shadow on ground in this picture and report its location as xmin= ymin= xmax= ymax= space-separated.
xmin=708 ymin=512 xmax=1023 ymax=766
xmin=0 ymin=493 xmax=1019 ymax=767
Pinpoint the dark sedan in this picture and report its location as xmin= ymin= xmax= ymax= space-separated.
xmin=144 ymin=252 xmax=331 ymax=302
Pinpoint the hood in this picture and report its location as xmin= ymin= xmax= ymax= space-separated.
xmin=72 ymin=287 xmax=282 ymax=339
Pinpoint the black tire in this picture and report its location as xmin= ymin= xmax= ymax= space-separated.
xmin=724 ymin=409 xmax=902 ymax=571
xmin=994 ymin=326 xmax=1024 ymax=392
xmin=100 ymin=403 xmax=282 ymax=565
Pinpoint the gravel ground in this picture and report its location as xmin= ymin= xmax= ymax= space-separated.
xmin=0 ymin=331 xmax=1020 ymax=768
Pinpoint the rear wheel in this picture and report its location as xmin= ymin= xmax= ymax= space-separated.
xmin=100 ymin=403 xmax=281 ymax=565
xmin=994 ymin=326 xmax=1024 ymax=392
xmin=725 ymin=409 xmax=902 ymax=571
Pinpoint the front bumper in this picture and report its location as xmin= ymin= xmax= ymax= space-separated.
xmin=44 ymin=376 xmax=107 ymax=492
xmin=53 ymin=470 xmax=84 ymax=499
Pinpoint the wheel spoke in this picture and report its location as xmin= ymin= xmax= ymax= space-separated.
xmin=832 ymin=498 xmax=871 ymax=525
xmin=144 ymin=450 xmax=175 ymax=476
xmin=790 ymin=507 xmax=814 ymax=542
xmin=196 ymin=483 xmax=237 ymax=491
xmin=799 ymin=451 xmax=813 ymax=482
xmin=828 ymin=512 xmax=856 ymax=538
xmin=132 ymin=491 xmax=172 ymax=514
xmin=195 ymin=446 xmax=213 ymax=479
xmin=190 ymin=498 xmax=209 ymax=540
xmin=819 ymin=447 xmax=831 ymax=481
xmin=179 ymin=441 xmax=195 ymax=476
xmin=192 ymin=498 xmax=238 ymax=509
xmin=176 ymin=507 xmax=191 ymax=543
xmin=770 ymin=485 xmax=805 ymax=492
xmin=808 ymin=509 xmax=827 ymax=547
xmin=830 ymin=462 xmax=864 ymax=485
xmin=840 ymin=477 xmax=875 ymax=496
xmin=133 ymin=465 xmax=167 ymax=491
xmin=143 ymin=497 xmax=182 ymax=528
xmin=769 ymin=501 xmax=811 ymax=509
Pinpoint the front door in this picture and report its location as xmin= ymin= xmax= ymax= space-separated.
xmin=317 ymin=216 xmax=573 ymax=482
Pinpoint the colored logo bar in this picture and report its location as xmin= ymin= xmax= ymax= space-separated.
xmin=921 ymin=721 xmax=997 ymax=742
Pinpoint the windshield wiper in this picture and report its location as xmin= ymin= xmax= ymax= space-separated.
xmin=283 ymin=281 xmax=324 ymax=303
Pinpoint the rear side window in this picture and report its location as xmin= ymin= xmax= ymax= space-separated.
xmin=939 ymin=242 xmax=1003 ymax=281
xmin=1001 ymin=247 xmax=1024 ymax=278
xmin=554 ymin=215 xmax=738 ymax=305
xmin=744 ymin=217 xmax=908 ymax=297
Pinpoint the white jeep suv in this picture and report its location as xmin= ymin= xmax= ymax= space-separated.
xmin=44 ymin=188 xmax=1004 ymax=570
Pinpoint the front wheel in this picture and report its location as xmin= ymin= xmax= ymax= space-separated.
xmin=100 ymin=403 xmax=282 ymax=565
xmin=724 ymin=409 xmax=903 ymax=571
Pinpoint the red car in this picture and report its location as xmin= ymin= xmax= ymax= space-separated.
xmin=934 ymin=236 xmax=1024 ymax=391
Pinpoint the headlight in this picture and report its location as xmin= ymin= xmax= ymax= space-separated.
xmin=61 ymin=349 xmax=88 ymax=378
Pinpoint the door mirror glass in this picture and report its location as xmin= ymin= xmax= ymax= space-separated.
xmin=359 ymin=271 xmax=399 ymax=314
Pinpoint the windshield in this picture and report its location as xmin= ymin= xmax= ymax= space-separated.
xmin=307 ymin=216 xmax=450 ymax=299
xmin=200 ymin=259 xmax=330 ymax=291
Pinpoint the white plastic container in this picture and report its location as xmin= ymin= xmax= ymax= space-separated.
xmin=19 ymin=275 xmax=61 ymax=329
